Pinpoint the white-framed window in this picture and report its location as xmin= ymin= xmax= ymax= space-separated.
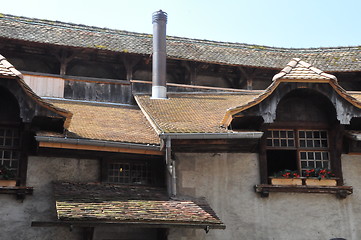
xmin=266 ymin=128 xmax=331 ymax=177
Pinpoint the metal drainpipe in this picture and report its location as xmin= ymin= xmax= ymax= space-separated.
xmin=166 ymin=137 xmax=176 ymax=196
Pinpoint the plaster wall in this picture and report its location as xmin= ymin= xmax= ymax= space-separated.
xmin=170 ymin=153 xmax=361 ymax=240
xmin=0 ymin=156 xmax=99 ymax=240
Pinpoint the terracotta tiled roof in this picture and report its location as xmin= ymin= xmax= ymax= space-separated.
xmin=135 ymin=93 xmax=259 ymax=133
xmin=49 ymin=100 xmax=160 ymax=145
xmin=1 ymin=14 xmax=361 ymax=72
xmin=53 ymin=182 xmax=225 ymax=229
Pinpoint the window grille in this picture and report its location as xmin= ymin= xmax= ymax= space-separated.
xmin=0 ymin=127 xmax=20 ymax=175
xmin=266 ymin=129 xmax=331 ymax=177
xmin=107 ymin=160 xmax=150 ymax=185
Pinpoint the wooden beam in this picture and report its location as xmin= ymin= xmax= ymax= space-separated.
xmin=38 ymin=142 xmax=164 ymax=156
xmin=122 ymin=55 xmax=141 ymax=81
xmin=182 ymin=62 xmax=199 ymax=85
xmin=31 ymin=220 xmax=226 ymax=230
xmin=53 ymin=49 xmax=77 ymax=76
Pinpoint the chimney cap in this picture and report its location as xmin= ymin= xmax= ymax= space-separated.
xmin=152 ymin=10 xmax=168 ymax=24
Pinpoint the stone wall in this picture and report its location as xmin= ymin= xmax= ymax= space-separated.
xmin=171 ymin=153 xmax=361 ymax=240
xmin=0 ymin=156 xmax=99 ymax=240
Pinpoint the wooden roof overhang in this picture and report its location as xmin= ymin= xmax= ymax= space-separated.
xmin=32 ymin=220 xmax=225 ymax=230
xmin=35 ymin=135 xmax=163 ymax=156
xmin=0 ymin=54 xmax=72 ymax=127
xmin=222 ymin=58 xmax=361 ymax=127
xmin=2 ymin=14 xmax=361 ymax=73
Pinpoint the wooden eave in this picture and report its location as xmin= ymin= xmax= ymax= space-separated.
xmin=16 ymin=77 xmax=73 ymax=128
xmin=32 ymin=220 xmax=226 ymax=230
xmin=0 ymin=54 xmax=72 ymax=128
xmin=38 ymin=141 xmax=163 ymax=156
xmin=221 ymin=67 xmax=361 ymax=127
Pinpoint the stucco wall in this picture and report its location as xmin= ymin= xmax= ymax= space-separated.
xmin=170 ymin=153 xmax=361 ymax=240
xmin=0 ymin=156 xmax=99 ymax=240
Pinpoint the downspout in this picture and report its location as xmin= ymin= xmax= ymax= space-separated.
xmin=161 ymin=131 xmax=264 ymax=197
xmin=166 ymin=137 xmax=176 ymax=197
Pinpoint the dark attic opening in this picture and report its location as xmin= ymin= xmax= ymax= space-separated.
xmin=265 ymin=88 xmax=339 ymax=179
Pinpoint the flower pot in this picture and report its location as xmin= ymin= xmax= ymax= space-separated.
xmin=271 ymin=178 xmax=302 ymax=186
xmin=0 ymin=180 xmax=16 ymax=187
xmin=305 ymin=178 xmax=337 ymax=186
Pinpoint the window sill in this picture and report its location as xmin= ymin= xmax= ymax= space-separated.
xmin=0 ymin=186 xmax=33 ymax=200
xmin=254 ymin=184 xmax=352 ymax=199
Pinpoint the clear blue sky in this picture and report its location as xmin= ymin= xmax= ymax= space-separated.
xmin=1 ymin=0 xmax=361 ymax=48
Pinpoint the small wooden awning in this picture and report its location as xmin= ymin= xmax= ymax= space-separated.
xmin=32 ymin=182 xmax=225 ymax=231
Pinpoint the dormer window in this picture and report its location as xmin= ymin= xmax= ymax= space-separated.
xmin=262 ymin=88 xmax=341 ymax=184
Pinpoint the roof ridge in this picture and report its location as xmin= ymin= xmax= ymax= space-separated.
xmin=0 ymin=54 xmax=23 ymax=78
xmin=272 ymin=58 xmax=337 ymax=81
xmin=1 ymin=13 xmax=361 ymax=52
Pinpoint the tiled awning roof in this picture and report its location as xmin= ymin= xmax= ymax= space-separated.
xmin=45 ymin=99 xmax=160 ymax=145
xmin=1 ymin=14 xmax=361 ymax=72
xmin=135 ymin=92 xmax=260 ymax=133
xmin=53 ymin=182 xmax=225 ymax=229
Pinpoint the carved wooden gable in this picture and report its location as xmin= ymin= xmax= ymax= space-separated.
xmin=0 ymin=55 xmax=72 ymax=128
xmin=223 ymin=58 xmax=361 ymax=128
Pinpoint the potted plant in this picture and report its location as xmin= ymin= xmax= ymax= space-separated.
xmin=0 ymin=165 xmax=16 ymax=187
xmin=304 ymin=168 xmax=337 ymax=186
xmin=270 ymin=169 xmax=302 ymax=185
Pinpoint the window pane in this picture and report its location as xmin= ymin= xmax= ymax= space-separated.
xmin=321 ymin=131 xmax=327 ymax=138
xmin=280 ymin=131 xmax=286 ymax=138
xmin=273 ymin=131 xmax=279 ymax=138
xmin=107 ymin=160 xmax=150 ymax=185
xmin=301 ymin=161 xmax=307 ymax=168
xmin=288 ymin=131 xmax=294 ymax=138
xmin=324 ymin=161 xmax=329 ymax=169
xmin=314 ymin=131 xmax=320 ymax=138
xmin=299 ymin=131 xmax=305 ymax=138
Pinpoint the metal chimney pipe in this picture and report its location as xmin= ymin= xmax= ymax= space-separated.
xmin=151 ymin=10 xmax=168 ymax=99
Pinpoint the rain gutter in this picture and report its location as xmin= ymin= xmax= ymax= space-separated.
xmin=159 ymin=131 xmax=263 ymax=140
